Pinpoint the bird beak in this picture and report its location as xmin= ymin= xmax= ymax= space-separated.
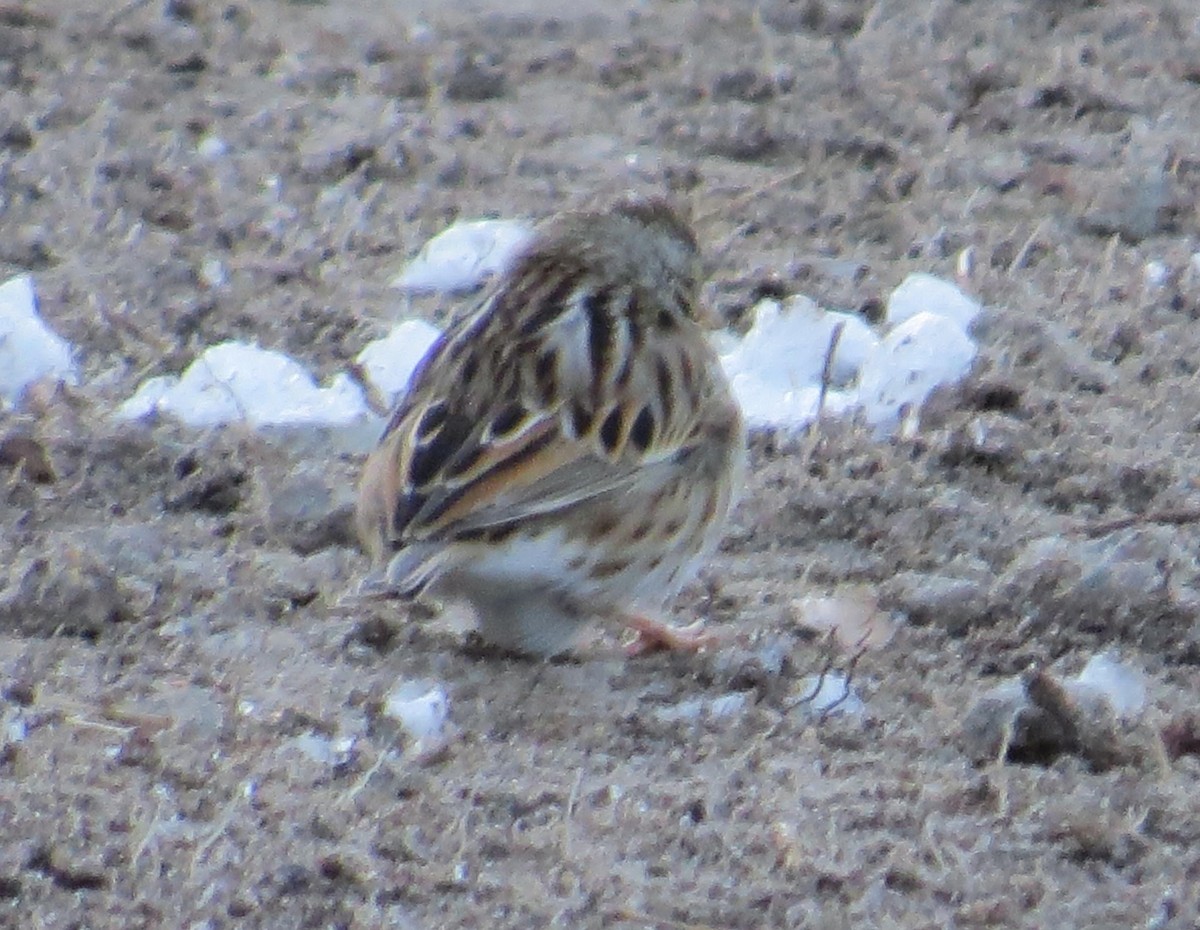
xmin=338 ymin=573 xmax=403 ymax=607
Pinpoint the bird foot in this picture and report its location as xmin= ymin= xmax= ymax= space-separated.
xmin=623 ymin=615 xmax=715 ymax=656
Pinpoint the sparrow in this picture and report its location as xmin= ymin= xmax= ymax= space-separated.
xmin=356 ymin=198 xmax=745 ymax=657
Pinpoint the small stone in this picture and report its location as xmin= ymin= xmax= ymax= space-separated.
xmin=299 ymin=132 xmax=377 ymax=183
xmin=711 ymin=68 xmax=775 ymax=102
xmin=288 ymin=732 xmax=356 ymax=769
xmin=0 ymin=431 xmax=55 ymax=482
xmin=706 ymin=693 xmax=750 ymax=718
xmin=959 ymin=667 xmax=1136 ymax=769
xmin=718 ymin=295 xmax=876 ymax=431
xmin=731 ymin=296 xmax=879 ymax=389
xmin=0 ymin=122 xmax=33 ymax=152
xmin=884 ymin=571 xmax=989 ymax=634
xmin=444 ymin=55 xmax=507 ymax=101
xmin=1079 ymin=169 xmax=1173 ymax=243
xmin=975 ymin=152 xmax=1027 ymax=193
xmin=198 ymin=257 xmax=227 ymax=289
xmin=265 ymin=466 xmax=357 ymax=555
xmin=0 ymin=548 xmax=132 ymax=638
xmin=990 ymin=527 xmax=1191 ymax=652
xmin=118 ymin=342 xmax=368 ymax=429
xmin=253 ymin=551 xmax=323 ymax=606
xmin=936 ymin=413 xmax=1032 ymax=469
xmin=792 ymin=587 xmax=897 ymax=650
xmin=375 ymin=61 xmax=429 ymax=99
xmin=5 ymin=715 xmax=27 ymax=745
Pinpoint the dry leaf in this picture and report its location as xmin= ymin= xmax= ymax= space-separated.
xmin=791 ymin=586 xmax=896 ymax=651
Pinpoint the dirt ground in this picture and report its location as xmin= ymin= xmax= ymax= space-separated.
xmin=3 ymin=0 xmax=1200 ymax=927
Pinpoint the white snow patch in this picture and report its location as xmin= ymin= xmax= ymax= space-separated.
xmin=290 ymin=732 xmax=356 ymax=768
xmin=117 ymin=341 xmax=368 ymax=428
xmin=356 ymin=319 xmax=442 ymax=404
xmin=716 ymin=280 xmax=979 ymax=434
xmin=728 ymin=378 xmax=857 ymax=431
xmin=720 ymin=296 xmax=878 ymax=389
xmin=719 ymin=296 xmax=874 ymax=430
xmin=0 ymin=274 xmax=78 ymax=407
xmin=1075 ymin=652 xmax=1146 ymax=719
xmin=197 ymin=136 xmax=228 ymax=159
xmin=1143 ymin=260 xmax=1169 ymax=289
xmin=797 ymin=671 xmax=864 ymax=716
xmin=886 ymin=272 xmax=982 ymax=330
xmin=199 ymin=257 xmax=228 ymax=289
xmin=383 ymin=682 xmax=450 ymax=747
xmin=856 ymin=311 xmax=977 ymax=431
xmin=654 ymin=692 xmax=749 ymax=724
xmin=392 ymin=219 xmax=534 ymax=294
xmin=4 ymin=715 xmax=27 ymax=744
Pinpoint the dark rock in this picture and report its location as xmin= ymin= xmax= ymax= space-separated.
xmin=444 ymin=55 xmax=507 ymax=102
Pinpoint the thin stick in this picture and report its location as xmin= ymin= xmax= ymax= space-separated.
xmin=344 ymin=742 xmax=393 ymax=804
xmin=345 ymin=360 xmax=393 ymax=416
xmin=610 ymin=907 xmax=724 ymax=930
xmin=1008 ymin=219 xmax=1047 ymax=274
xmin=787 ymin=634 xmax=839 ymax=711
xmin=1077 ymin=506 xmax=1200 ymax=538
xmin=691 ymin=164 xmax=811 ymax=229
xmin=562 ymin=768 xmax=584 ymax=856
xmin=819 ymin=645 xmax=865 ymax=722
xmin=816 ymin=321 xmax=846 ymax=421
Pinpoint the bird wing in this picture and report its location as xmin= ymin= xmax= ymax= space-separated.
xmin=371 ymin=263 xmax=713 ymax=546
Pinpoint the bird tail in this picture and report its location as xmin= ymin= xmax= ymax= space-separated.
xmin=338 ymin=543 xmax=448 ymax=608
xmin=380 ymin=542 xmax=449 ymax=600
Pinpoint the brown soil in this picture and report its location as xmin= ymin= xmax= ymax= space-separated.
xmin=3 ymin=1 xmax=1200 ymax=927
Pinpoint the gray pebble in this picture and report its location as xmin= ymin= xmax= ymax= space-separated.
xmin=265 ymin=466 xmax=358 ymax=555
xmin=884 ymin=571 xmax=990 ymax=634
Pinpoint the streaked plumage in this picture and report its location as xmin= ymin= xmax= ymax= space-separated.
xmin=356 ymin=199 xmax=745 ymax=656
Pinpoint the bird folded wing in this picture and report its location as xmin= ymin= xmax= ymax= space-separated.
xmin=397 ymin=397 xmax=691 ymax=541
